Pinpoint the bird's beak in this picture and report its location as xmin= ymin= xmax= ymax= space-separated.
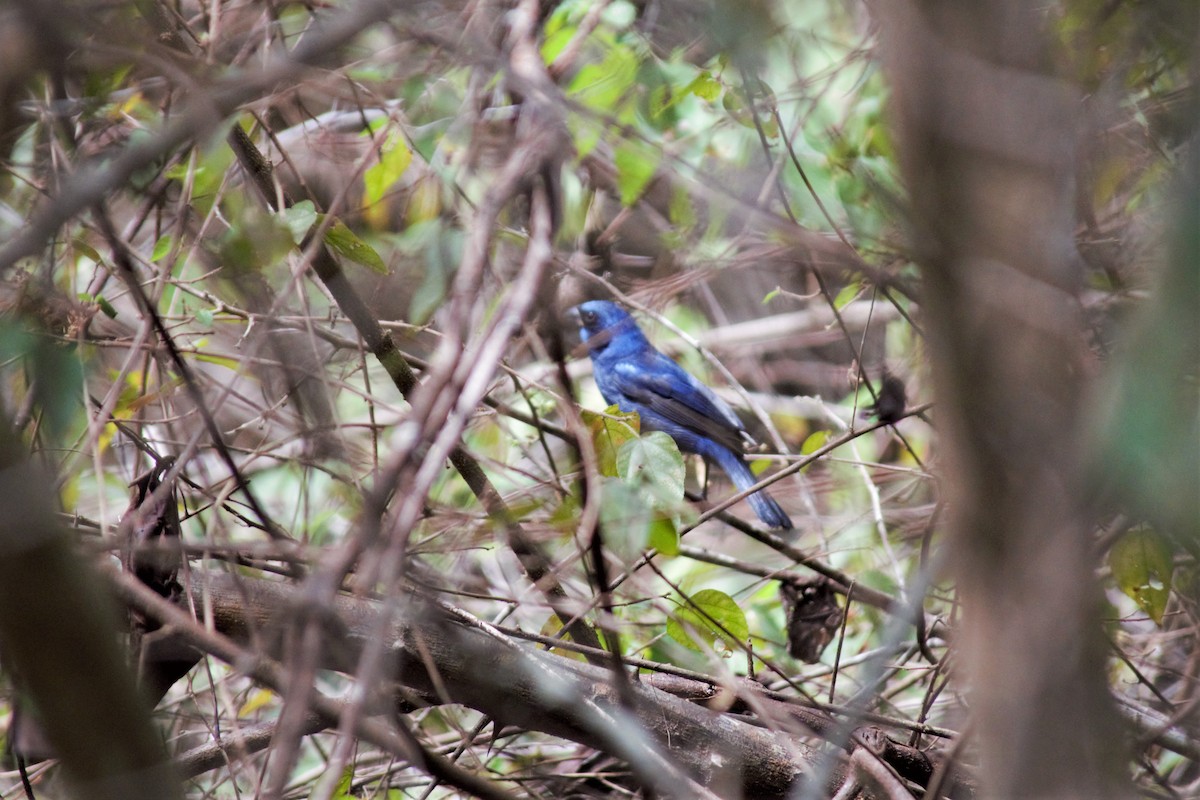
xmin=565 ymin=306 xmax=582 ymax=326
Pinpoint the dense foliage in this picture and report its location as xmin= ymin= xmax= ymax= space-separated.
xmin=0 ymin=1 xmax=1195 ymax=798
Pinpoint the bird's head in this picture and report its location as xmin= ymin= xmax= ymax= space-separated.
xmin=567 ymin=300 xmax=647 ymax=357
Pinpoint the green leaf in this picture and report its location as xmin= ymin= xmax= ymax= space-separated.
xmin=37 ymin=346 xmax=84 ymax=438
xmin=193 ymin=353 xmax=240 ymax=370
xmin=666 ymin=589 xmax=748 ymax=653
xmin=405 ymin=220 xmax=461 ymax=323
xmin=635 ymin=60 xmax=680 ymax=129
xmin=323 ymin=219 xmax=387 ymax=274
xmin=599 ymin=481 xmax=686 ymax=561
xmin=567 ymin=40 xmax=638 ymax=114
xmin=80 ymin=293 xmax=119 ymax=319
xmin=83 ymin=62 xmax=134 ymax=102
xmin=596 ymin=429 xmax=686 ymax=562
xmin=668 ymin=186 xmax=696 ymax=232
xmin=408 ymin=268 xmax=446 ymax=325
xmin=721 ymin=78 xmax=778 ymax=136
xmin=538 ymin=616 xmax=591 ymax=662
xmin=582 ymin=405 xmax=640 ymax=477
xmin=684 ymin=70 xmax=722 ymax=102
xmin=72 ymin=238 xmax=104 ymax=265
xmin=406 ymin=175 xmax=442 ymax=224
xmin=1090 ymin=173 xmax=1200 ymax=544
xmin=237 ymin=688 xmax=275 ymax=718
xmin=219 ymin=203 xmax=295 ymax=270
xmin=327 ymin=765 xmax=355 ymax=800
xmin=616 ymin=431 xmax=685 ymax=504
xmin=833 ymin=278 xmax=863 ymax=310
xmin=748 ymin=456 xmax=771 ymax=477
xmin=196 ymin=307 xmax=214 ymax=327
xmin=0 ymin=324 xmax=84 ymax=440
xmin=362 ymin=133 xmax=412 ymax=225
xmin=96 ymin=295 xmax=119 ymax=319
xmin=1109 ymin=528 xmax=1173 ymax=625
xmin=540 ymin=22 xmax=576 ymax=64
xmin=799 ymin=430 xmax=829 ymax=473
xmin=614 ymin=142 xmax=659 ymax=206
xmin=150 ymin=234 xmax=173 ymax=262
xmin=800 ymin=430 xmax=829 ymax=455
xmin=647 ymin=517 xmax=679 ymax=556
xmin=598 ymin=477 xmax=653 ymax=559
xmin=282 ymin=201 xmax=318 ymax=245
xmin=568 ymin=114 xmax=604 ymax=159
xmin=165 ymin=143 xmax=234 ymax=212
xmin=548 ymin=494 xmax=581 ymax=534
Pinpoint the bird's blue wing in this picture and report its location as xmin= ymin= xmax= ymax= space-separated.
xmin=610 ymin=355 xmax=748 ymax=453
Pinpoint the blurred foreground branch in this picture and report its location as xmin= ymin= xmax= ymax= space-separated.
xmin=127 ymin=571 xmax=848 ymax=798
xmin=878 ymin=2 xmax=1132 ymax=797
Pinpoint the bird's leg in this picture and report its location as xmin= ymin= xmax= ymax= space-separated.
xmin=683 ymin=455 xmax=709 ymax=499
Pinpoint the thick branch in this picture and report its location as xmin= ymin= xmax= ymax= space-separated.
xmin=877 ymin=2 xmax=1129 ymax=797
xmin=182 ymin=572 xmax=835 ymax=799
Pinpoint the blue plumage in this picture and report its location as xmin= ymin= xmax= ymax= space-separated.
xmin=570 ymin=300 xmax=792 ymax=530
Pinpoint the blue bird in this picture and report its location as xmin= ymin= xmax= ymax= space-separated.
xmin=569 ymin=300 xmax=792 ymax=530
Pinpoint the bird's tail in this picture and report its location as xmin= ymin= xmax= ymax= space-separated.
xmin=709 ymin=445 xmax=793 ymax=530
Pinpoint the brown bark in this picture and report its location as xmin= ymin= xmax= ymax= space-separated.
xmin=181 ymin=571 xmax=823 ymax=799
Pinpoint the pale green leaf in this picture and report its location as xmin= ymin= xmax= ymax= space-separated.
xmin=238 ymin=688 xmax=275 ymax=718
xmin=614 ymin=142 xmax=659 ymax=206
xmin=647 ymin=517 xmax=679 ymax=556
xmin=323 ymin=219 xmax=387 ymax=274
xmin=72 ymin=238 xmax=104 ymax=265
xmin=598 ymin=478 xmax=651 ymax=560
xmin=150 ymin=234 xmax=173 ymax=262
xmin=666 ymin=589 xmax=749 ymax=652
xmin=538 ymin=616 xmax=591 ymax=662
xmin=283 ymin=200 xmax=318 ymax=244
xmin=192 ymin=351 xmax=241 ymax=370
xmin=800 ymin=430 xmax=830 ymax=455
xmin=540 ymin=23 xmax=575 ymax=64
xmin=363 ymin=134 xmax=412 ymax=211
xmin=684 ymin=70 xmax=721 ymax=102
xmin=567 ymin=41 xmax=638 ymax=113
xmin=582 ymin=405 xmax=640 ymax=478
xmin=327 ymin=766 xmax=354 ymax=800
xmin=1109 ymin=527 xmax=1173 ymax=625
xmin=617 ymin=430 xmax=685 ymax=503
xmin=668 ymin=186 xmax=696 ymax=232
xmin=408 ymin=263 xmax=446 ymax=325
xmin=833 ymin=279 xmax=863 ymax=310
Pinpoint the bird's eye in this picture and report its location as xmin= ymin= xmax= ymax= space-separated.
xmin=581 ymin=310 xmax=598 ymax=326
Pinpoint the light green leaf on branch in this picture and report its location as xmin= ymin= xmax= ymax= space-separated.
xmin=1109 ymin=527 xmax=1173 ymax=625
xmin=666 ymin=588 xmax=748 ymax=653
